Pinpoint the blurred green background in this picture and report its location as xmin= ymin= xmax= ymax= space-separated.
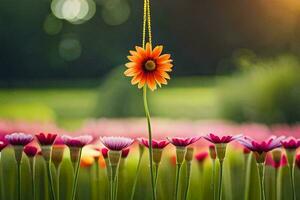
xmin=1 ymin=0 xmax=300 ymax=129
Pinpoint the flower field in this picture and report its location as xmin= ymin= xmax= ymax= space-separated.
xmin=0 ymin=119 xmax=300 ymax=200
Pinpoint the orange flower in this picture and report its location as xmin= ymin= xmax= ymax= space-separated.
xmin=124 ymin=43 xmax=173 ymax=91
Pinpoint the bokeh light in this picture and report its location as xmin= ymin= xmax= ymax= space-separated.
xmin=58 ymin=36 xmax=82 ymax=61
xmin=101 ymin=0 xmax=130 ymax=26
xmin=43 ymin=14 xmax=63 ymax=35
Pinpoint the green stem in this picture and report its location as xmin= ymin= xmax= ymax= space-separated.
xmin=17 ymin=163 xmax=21 ymax=200
xmin=211 ymin=160 xmax=215 ymax=200
xmin=257 ymin=163 xmax=265 ymax=200
xmin=47 ymin=161 xmax=56 ymax=200
xmin=174 ymin=163 xmax=182 ymax=200
xmin=29 ymin=158 xmax=35 ymax=200
xmin=130 ymin=153 xmax=143 ymax=200
xmin=289 ymin=164 xmax=296 ymax=200
xmin=143 ymin=86 xmax=156 ymax=200
xmin=184 ymin=162 xmax=192 ymax=200
xmin=244 ymin=153 xmax=252 ymax=200
xmin=217 ymin=160 xmax=223 ymax=200
xmin=114 ymin=174 xmax=119 ymax=200
xmin=110 ymin=175 xmax=114 ymax=200
xmin=154 ymin=164 xmax=159 ymax=190
xmin=71 ymin=148 xmax=82 ymax=200
xmin=56 ymin=165 xmax=60 ymax=200
xmin=275 ymin=168 xmax=277 ymax=200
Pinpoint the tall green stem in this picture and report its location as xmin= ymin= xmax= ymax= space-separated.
xmin=130 ymin=152 xmax=143 ymax=200
xmin=257 ymin=163 xmax=265 ymax=200
xmin=71 ymin=148 xmax=82 ymax=200
xmin=174 ymin=164 xmax=182 ymax=200
xmin=154 ymin=164 xmax=159 ymax=190
xmin=211 ymin=160 xmax=216 ymax=200
xmin=143 ymin=86 xmax=156 ymax=200
xmin=217 ymin=161 xmax=223 ymax=200
xmin=184 ymin=162 xmax=192 ymax=200
xmin=47 ymin=161 xmax=56 ymax=200
xmin=244 ymin=153 xmax=252 ymax=200
xmin=17 ymin=163 xmax=21 ymax=200
xmin=29 ymin=158 xmax=35 ymax=200
xmin=289 ymin=165 xmax=296 ymax=200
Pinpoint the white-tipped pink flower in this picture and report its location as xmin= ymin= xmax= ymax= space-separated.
xmin=138 ymin=138 xmax=169 ymax=149
xmin=100 ymin=136 xmax=134 ymax=151
xmin=5 ymin=132 xmax=34 ymax=146
xmin=167 ymin=136 xmax=200 ymax=147
xmin=203 ymin=133 xmax=242 ymax=144
xmin=61 ymin=135 xmax=93 ymax=148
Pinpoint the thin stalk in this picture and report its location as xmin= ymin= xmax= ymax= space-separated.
xmin=17 ymin=163 xmax=21 ymax=200
xmin=257 ymin=163 xmax=265 ymax=200
xmin=114 ymin=174 xmax=119 ymax=200
xmin=55 ymin=165 xmax=60 ymax=200
xmin=217 ymin=160 xmax=223 ymax=200
xmin=174 ymin=163 xmax=182 ymax=200
xmin=211 ymin=160 xmax=215 ymax=200
xmin=275 ymin=168 xmax=278 ymax=200
xmin=154 ymin=163 xmax=159 ymax=190
xmin=71 ymin=148 xmax=82 ymax=200
xmin=47 ymin=161 xmax=56 ymax=200
xmin=143 ymin=86 xmax=156 ymax=200
xmin=130 ymin=153 xmax=144 ymax=200
xmin=110 ymin=175 xmax=114 ymax=200
xmin=289 ymin=164 xmax=296 ymax=200
xmin=244 ymin=153 xmax=252 ymax=200
xmin=29 ymin=158 xmax=35 ymax=200
xmin=184 ymin=162 xmax=192 ymax=200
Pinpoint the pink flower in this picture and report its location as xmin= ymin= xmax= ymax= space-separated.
xmin=121 ymin=148 xmax=130 ymax=158
xmin=138 ymin=138 xmax=169 ymax=149
xmin=167 ymin=136 xmax=200 ymax=147
xmin=266 ymin=153 xmax=287 ymax=169
xmin=203 ymin=133 xmax=242 ymax=144
xmin=24 ymin=145 xmax=38 ymax=157
xmin=243 ymin=147 xmax=251 ymax=154
xmin=238 ymin=136 xmax=285 ymax=154
xmin=61 ymin=135 xmax=93 ymax=148
xmin=296 ymin=154 xmax=300 ymax=169
xmin=0 ymin=140 xmax=7 ymax=152
xmin=195 ymin=152 xmax=208 ymax=163
xmin=5 ymin=133 xmax=34 ymax=146
xmin=36 ymin=133 xmax=57 ymax=146
xmin=100 ymin=136 xmax=134 ymax=151
xmin=281 ymin=137 xmax=300 ymax=149
xmin=101 ymin=148 xmax=108 ymax=159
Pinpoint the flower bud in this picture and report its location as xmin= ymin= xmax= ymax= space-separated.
xmin=185 ymin=147 xmax=194 ymax=162
xmin=208 ymin=145 xmax=216 ymax=160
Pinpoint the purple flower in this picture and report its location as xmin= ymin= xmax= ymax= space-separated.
xmin=24 ymin=145 xmax=38 ymax=157
xmin=100 ymin=136 xmax=134 ymax=151
xmin=36 ymin=133 xmax=57 ymax=146
xmin=138 ymin=138 xmax=169 ymax=149
xmin=281 ymin=137 xmax=300 ymax=149
xmin=167 ymin=136 xmax=200 ymax=147
xmin=203 ymin=133 xmax=242 ymax=144
xmin=5 ymin=133 xmax=34 ymax=146
xmin=238 ymin=136 xmax=285 ymax=154
xmin=61 ymin=135 xmax=93 ymax=148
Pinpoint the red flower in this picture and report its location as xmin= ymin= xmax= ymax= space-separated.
xmin=281 ymin=137 xmax=300 ymax=149
xmin=296 ymin=154 xmax=300 ymax=169
xmin=265 ymin=153 xmax=287 ymax=169
xmin=167 ymin=136 xmax=200 ymax=147
xmin=195 ymin=152 xmax=208 ymax=163
xmin=121 ymin=148 xmax=130 ymax=158
xmin=243 ymin=147 xmax=251 ymax=154
xmin=0 ymin=140 xmax=8 ymax=152
xmin=203 ymin=133 xmax=242 ymax=144
xmin=24 ymin=145 xmax=38 ymax=157
xmin=101 ymin=148 xmax=108 ymax=159
xmin=238 ymin=136 xmax=285 ymax=154
xmin=36 ymin=133 xmax=57 ymax=146
xmin=208 ymin=145 xmax=217 ymax=159
xmin=138 ymin=138 xmax=169 ymax=149
xmin=61 ymin=135 xmax=93 ymax=148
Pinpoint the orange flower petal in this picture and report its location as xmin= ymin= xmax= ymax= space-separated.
xmin=145 ymin=43 xmax=152 ymax=57
xmin=147 ymin=74 xmax=157 ymax=91
xmin=157 ymin=54 xmax=171 ymax=63
xmin=151 ymin=45 xmax=163 ymax=58
xmin=131 ymin=73 xmax=143 ymax=85
xmin=124 ymin=67 xmax=140 ymax=76
xmin=127 ymin=55 xmax=141 ymax=63
xmin=154 ymin=72 xmax=168 ymax=85
xmin=138 ymin=76 xmax=146 ymax=88
xmin=135 ymin=46 xmax=146 ymax=57
xmin=125 ymin=62 xmax=137 ymax=68
xmin=158 ymin=71 xmax=170 ymax=79
xmin=158 ymin=63 xmax=173 ymax=72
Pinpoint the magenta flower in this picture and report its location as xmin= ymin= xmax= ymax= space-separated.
xmin=0 ymin=140 xmax=8 ymax=152
xmin=195 ymin=152 xmax=208 ymax=163
xmin=36 ymin=133 xmax=57 ymax=146
xmin=281 ymin=137 xmax=300 ymax=149
xmin=121 ymin=148 xmax=130 ymax=158
xmin=203 ymin=133 xmax=242 ymax=144
xmin=101 ymin=148 xmax=108 ymax=159
xmin=61 ymin=135 xmax=93 ymax=148
xmin=100 ymin=136 xmax=134 ymax=151
xmin=138 ymin=138 xmax=169 ymax=149
xmin=238 ymin=136 xmax=285 ymax=154
xmin=266 ymin=153 xmax=287 ymax=169
xmin=296 ymin=154 xmax=300 ymax=169
xmin=167 ymin=136 xmax=200 ymax=147
xmin=5 ymin=133 xmax=34 ymax=146
xmin=24 ymin=145 xmax=38 ymax=157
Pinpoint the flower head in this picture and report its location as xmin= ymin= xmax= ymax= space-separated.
xmin=5 ymin=133 xmax=34 ymax=146
xmin=101 ymin=148 xmax=109 ymax=159
xmin=36 ymin=133 xmax=57 ymax=146
xmin=203 ymin=133 xmax=242 ymax=144
xmin=281 ymin=137 xmax=300 ymax=149
xmin=167 ymin=136 xmax=200 ymax=147
xmin=124 ymin=43 xmax=173 ymax=91
xmin=24 ymin=145 xmax=38 ymax=157
xmin=138 ymin=138 xmax=169 ymax=149
xmin=0 ymin=140 xmax=8 ymax=152
xmin=121 ymin=148 xmax=130 ymax=158
xmin=101 ymin=136 xmax=134 ymax=151
xmin=61 ymin=135 xmax=93 ymax=148
xmin=238 ymin=136 xmax=285 ymax=154
xmin=296 ymin=154 xmax=300 ymax=169
xmin=266 ymin=152 xmax=287 ymax=169
xmin=195 ymin=152 xmax=208 ymax=163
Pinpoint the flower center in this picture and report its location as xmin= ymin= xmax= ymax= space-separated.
xmin=144 ymin=60 xmax=156 ymax=71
